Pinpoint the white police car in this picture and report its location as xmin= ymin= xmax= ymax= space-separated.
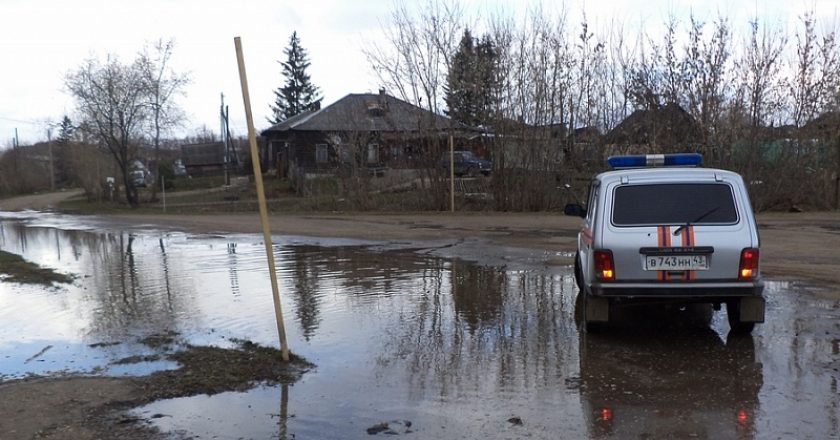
xmin=565 ymin=153 xmax=765 ymax=333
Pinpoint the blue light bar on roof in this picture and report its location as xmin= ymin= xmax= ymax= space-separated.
xmin=607 ymin=153 xmax=702 ymax=169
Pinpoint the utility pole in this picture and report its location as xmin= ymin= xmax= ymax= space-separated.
xmin=221 ymin=92 xmax=231 ymax=186
xmin=14 ymin=128 xmax=19 ymax=173
xmin=835 ymin=134 xmax=840 ymax=211
xmin=47 ymin=126 xmax=55 ymax=191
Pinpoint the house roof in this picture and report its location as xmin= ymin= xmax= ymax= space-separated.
xmin=571 ymin=126 xmax=602 ymax=143
xmin=261 ymin=93 xmax=463 ymax=135
xmin=181 ymin=142 xmax=226 ymax=167
xmin=802 ymin=112 xmax=840 ymax=138
xmin=605 ymin=103 xmax=702 ymax=146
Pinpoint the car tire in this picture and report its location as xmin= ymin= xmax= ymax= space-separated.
xmin=574 ymin=291 xmax=600 ymax=332
xmin=580 ymin=290 xmax=608 ymax=333
xmin=726 ymin=300 xmax=756 ymax=334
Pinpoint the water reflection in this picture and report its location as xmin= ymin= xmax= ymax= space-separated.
xmin=0 ymin=221 xmax=198 ymax=376
xmin=226 ymin=243 xmax=240 ymax=296
xmin=375 ymin=264 xmax=579 ymax=405
xmin=84 ymin=232 xmax=188 ymax=342
xmin=285 ymin=246 xmax=325 ymax=341
xmin=578 ymin=316 xmax=762 ymax=439
xmin=1 ymin=213 xmax=839 ymax=439
xmin=132 ymin=383 xmax=293 ymax=439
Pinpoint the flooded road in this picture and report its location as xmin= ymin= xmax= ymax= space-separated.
xmin=1 ymin=212 xmax=839 ymax=439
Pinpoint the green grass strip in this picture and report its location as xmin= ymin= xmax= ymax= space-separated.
xmin=0 ymin=250 xmax=73 ymax=285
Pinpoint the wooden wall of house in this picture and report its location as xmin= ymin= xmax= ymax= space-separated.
xmin=263 ymin=130 xmax=484 ymax=174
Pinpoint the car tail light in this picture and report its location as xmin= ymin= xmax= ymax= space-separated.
xmin=594 ymin=250 xmax=615 ymax=281
xmin=739 ymin=248 xmax=759 ymax=280
xmin=735 ymin=408 xmax=751 ymax=433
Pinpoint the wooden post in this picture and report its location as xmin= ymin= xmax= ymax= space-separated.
xmin=449 ymin=135 xmax=455 ymax=212
xmin=234 ymin=36 xmax=290 ymax=362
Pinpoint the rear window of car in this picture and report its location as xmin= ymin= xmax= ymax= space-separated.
xmin=612 ymin=183 xmax=738 ymax=226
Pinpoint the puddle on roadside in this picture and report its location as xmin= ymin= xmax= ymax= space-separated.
xmin=1 ymin=213 xmax=839 ymax=439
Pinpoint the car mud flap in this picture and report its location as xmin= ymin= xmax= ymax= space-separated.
xmin=738 ymin=297 xmax=765 ymax=323
xmin=586 ymin=295 xmax=610 ymax=322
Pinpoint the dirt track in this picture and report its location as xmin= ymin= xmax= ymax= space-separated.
xmin=2 ymin=189 xmax=839 ymax=285
xmin=108 ymin=210 xmax=840 ymax=286
xmin=0 ymin=189 xmax=83 ymax=211
xmin=1 ymin=190 xmax=839 ymax=439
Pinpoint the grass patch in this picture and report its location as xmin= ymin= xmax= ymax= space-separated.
xmin=54 ymin=172 xmax=475 ymax=214
xmin=139 ymin=338 xmax=312 ymax=401
xmin=0 ymin=250 xmax=73 ymax=285
xmin=58 ymin=198 xmax=129 ymax=215
xmin=168 ymin=175 xmax=228 ymax=191
xmin=88 ymin=335 xmax=313 ymax=439
xmin=113 ymin=355 xmax=162 ymax=365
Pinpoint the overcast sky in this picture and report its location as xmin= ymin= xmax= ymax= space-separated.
xmin=0 ymin=0 xmax=836 ymax=147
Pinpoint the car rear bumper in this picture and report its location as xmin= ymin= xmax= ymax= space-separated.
xmin=590 ymin=280 xmax=764 ymax=298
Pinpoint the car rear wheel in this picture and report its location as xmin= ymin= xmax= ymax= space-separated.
xmin=574 ymin=253 xmax=583 ymax=291
xmin=726 ymin=300 xmax=756 ymax=334
xmin=577 ymin=290 xmax=609 ymax=333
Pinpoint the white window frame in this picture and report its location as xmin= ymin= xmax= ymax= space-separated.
xmin=316 ymin=143 xmax=328 ymax=164
xmin=367 ymin=143 xmax=379 ymax=164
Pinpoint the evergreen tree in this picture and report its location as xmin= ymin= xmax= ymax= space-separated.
xmin=269 ymin=31 xmax=322 ymax=124
xmin=57 ymin=115 xmax=74 ymax=144
xmin=445 ymin=29 xmax=499 ymax=127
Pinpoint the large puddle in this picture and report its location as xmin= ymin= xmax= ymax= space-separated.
xmin=1 ymin=212 xmax=839 ymax=439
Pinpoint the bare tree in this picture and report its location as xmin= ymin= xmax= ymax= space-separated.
xmin=364 ymin=0 xmax=466 ymax=113
xmin=484 ymin=9 xmax=574 ymax=210
xmin=64 ymin=142 xmax=117 ymax=202
xmin=571 ymin=14 xmax=601 ymax=131
xmin=609 ymin=21 xmax=638 ymax=129
xmin=66 ymin=56 xmax=149 ymax=206
xmin=627 ymin=33 xmax=664 ymax=110
xmin=138 ymin=38 xmax=190 ymax=200
xmin=737 ymin=18 xmax=787 ymax=130
xmin=789 ymin=12 xmax=840 ymax=127
xmin=683 ymin=15 xmax=732 ymax=151
xmin=661 ymin=16 xmax=683 ymax=106
xmin=364 ymin=2 xmax=840 ymax=211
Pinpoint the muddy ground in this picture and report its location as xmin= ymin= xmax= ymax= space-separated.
xmin=1 ymin=190 xmax=838 ymax=439
xmin=0 ymin=335 xmax=310 ymax=440
xmin=2 ymin=190 xmax=837 ymax=284
xmin=109 ymin=210 xmax=840 ymax=285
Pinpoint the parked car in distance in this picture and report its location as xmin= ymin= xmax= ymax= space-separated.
xmin=173 ymin=159 xmax=188 ymax=177
xmin=440 ymin=150 xmax=492 ymax=177
xmin=566 ymin=153 xmax=765 ymax=334
xmin=130 ymin=169 xmax=148 ymax=188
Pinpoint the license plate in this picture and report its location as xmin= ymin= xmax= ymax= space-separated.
xmin=644 ymin=255 xmax=708 ymax=271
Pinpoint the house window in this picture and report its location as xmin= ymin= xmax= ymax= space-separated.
xmin=367 ymin=143 xmax=379 ymax=164
xmin=316 ymin=144 xmax=328 ymax=163
xmin=339 ymin=144 xmax=353 ymax=163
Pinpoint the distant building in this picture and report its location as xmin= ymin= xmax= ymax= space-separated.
xmin=605 ymin=103 xmax=703 ymax=154
xmin=181 ymin=142 xmax=227 ymax=175
xmin=261 ymin=90 xmax=474 ymax=176
xmin=802 ymin=112 xmax=840 ymax=141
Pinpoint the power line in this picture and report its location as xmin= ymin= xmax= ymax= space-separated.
xmin=0 ymin=116 xmax=43 ymax=125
